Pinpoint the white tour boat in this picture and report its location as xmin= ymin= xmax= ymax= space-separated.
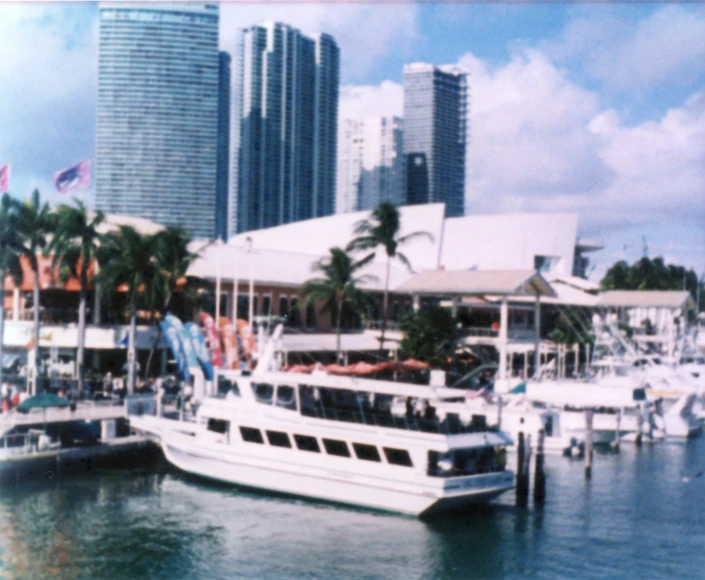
xmin=132 ymin=368 xmax=515 ymax=517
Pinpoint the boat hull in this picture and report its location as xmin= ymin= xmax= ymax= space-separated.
xmin=160 ymin=432 xmax=514 ymax=517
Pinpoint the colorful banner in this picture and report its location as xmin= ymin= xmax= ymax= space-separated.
xmin=199 ymin=312 xmax=223 ymax=368
xmin=237 ymin=319 xmax=256 ymax=361
xmin=185 ymin=322 xmax=214 ymax=381
xmin=54 ymin=159 xmax=91 ymax=194
xmin=0 ymin=164 xmax=10 ymax=194
xmin=165 ymin=313 xmax=200 ymax=371
xmin=160 ymin=317 xmax=190 ymax=382
xmin=218 ymin=316 xmax=239 ymax=370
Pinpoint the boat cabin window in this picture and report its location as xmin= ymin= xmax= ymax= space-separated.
xmin=252 ymin=383 xmax=274 ymax=405
xmin=275 ymin=385 xmax=297 ymax=411
xmin=323 ymin=438 xmax=350 ymax=457
xmin=633 ymin=388 xmax=647 ymax=401
xmin=266 ymin=430 xmax=291 ymax=448
xmin=383 ymin=447 xmax=413 ymax=467
xmin=427 ymin=447 xmax=505 ymax=477
xmin=217 ymin=376 xmax=240 ymax=397
xmin=294 ymin=434 xmax=320 ymax=453
xmin=239 ymin=426 xmax=264 ymax=444
xmin=207 ymin=419 xmax=229 ymax=434
xmin=352 ymin=443 xmax=381 ymax=462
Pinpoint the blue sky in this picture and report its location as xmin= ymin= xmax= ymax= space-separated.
xmin=0 ymin=2 xmax=703 ymax=281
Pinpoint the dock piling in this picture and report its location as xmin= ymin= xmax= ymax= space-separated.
xmin=534 ymin=429 xmax=546 ymax=505
xmin=516 ymin=431 xmax=529 ymax=507
xmin=612 ymin=408 xmax=621 ymax=451
xmin=584 ymin=409 xmax=593 ymax=479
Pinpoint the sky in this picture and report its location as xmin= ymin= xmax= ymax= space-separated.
xmin=0 ymin=2 xmax=704 ymax=282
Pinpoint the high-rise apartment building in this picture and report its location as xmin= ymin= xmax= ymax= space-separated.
xmin=336 ymin=116 xmax=404 ymax=213
xmin=236 ymin=22 xmax=339 ymax=233
xmin=96 ymin=3 xmax=220 ymax=239
xmin=216 ymin=51 xmax=231 ymax=241
xmin=403 ymin=63 xmax=467 ymax=218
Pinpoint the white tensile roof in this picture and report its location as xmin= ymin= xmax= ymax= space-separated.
xmin=596 ymin=291 xmax=696 ymax=309
xmin=100 ymin=214 xmax=165 ymax=236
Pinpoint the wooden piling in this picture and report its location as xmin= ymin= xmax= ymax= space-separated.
xmin=516 ymin=431 xmax=529 ymax=507
xmin=534 ymin=429 xmax=546 ymax=505
xmin=613 ymin=408 xmax=621 ymax=451
xmin=636 ymin=404 xmax=643 ymax=446
xmin=584 ymin=409 xmax=593 ymax=479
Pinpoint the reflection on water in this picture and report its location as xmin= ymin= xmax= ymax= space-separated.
xmin=2 ymin=438 xmax=705 ymax=579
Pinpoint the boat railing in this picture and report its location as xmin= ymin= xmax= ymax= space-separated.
xmin=0 ymin=430 xmax=58 ymax=459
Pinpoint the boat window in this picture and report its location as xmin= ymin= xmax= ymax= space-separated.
xmin=299 ymin=385 xmax=321 ymax=418
xmin=266 ymin=430 xmax=291 ymax=448
xmin=352 ymin=443 xmax=381 ymax=462
xmin=276 ymin=385 xmax=297 ymax=410
xmin=207 ymin=419 xmax=229 ymax=434
xmin=217 ymin=376 xmax=239 ymax=397
xmin=239 ymin=426 xmax=264 ymax=444
xmin=323 ymin=438 xmax=350 ymax=457
xmin=294 ymin=434 xmax=320 ymax=453
xmin=252 ymin=383 xmax=274 ymax=405
xmin=633 ymin=388 xmax=647 ymax=401
xmin=383 ymin=447 xmax=413 ymax=467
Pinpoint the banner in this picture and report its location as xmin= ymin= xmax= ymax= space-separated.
xmin=165 ymin=313 xmax=200 ymax=371
xmin=199 ymin=312 xmax=223 ymax=368
xmin=185 ymin=322 xmax=214 ymax=381
xmin=218 ymin=316 xmax=239 ymax=370
xmin=54 ymin=159 xmax=91 ymax=194
xmin=237 ymin=319 xmax=256 ymax=362
xmin=0 ymin=164 xmax=10 ymax=194
xmin=160 ymin=317 xmax=190 ymax=381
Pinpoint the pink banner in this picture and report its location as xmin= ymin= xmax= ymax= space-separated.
xmin=219 ymin=316 xmax=239 ymax=370
xmin=0 ymin=164 xmax=9 ymax=194
xmin=54 ymin=159 xmax=91 ymax=194
xmin=199 ymin=312 xmax=223 ymax=368
xmin=236 ymin=319 xmax=256 ymax=365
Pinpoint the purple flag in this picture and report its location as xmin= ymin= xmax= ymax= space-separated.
xmin=0 ymin=164 xmax=9 ymax=194
xmin=54 ymin=159 xmax=90 ymax=194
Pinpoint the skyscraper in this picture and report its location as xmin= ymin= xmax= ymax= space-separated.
xmin=216 ymin=51 xmax=231 ymax=241
xmin=336 ymin=116 xmax=404 ymax=213
xmin=96 ymin=3 xmax=220 ymax=239
xmin=236 ymin=22 xmax=339 ymax=233
xmin=402 ymin=63 xmax=467 ymax=218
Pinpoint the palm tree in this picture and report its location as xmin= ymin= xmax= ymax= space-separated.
xmin=16 ymin=189 xmax=55 ymax=393
xmin=143 ymin=226 xmax=205 ymax=378
xmin=97 ymin=225 xmax=158 ymax=394
xmin=0 ymin=194 xmax=24 ymax=389
xmin=346 ymin=202 xmax=433 ymax=352
xmin=49 ymin=200 xmax=105 ymax=392
xmin=299 ymin=247 xmax=376 ymax=361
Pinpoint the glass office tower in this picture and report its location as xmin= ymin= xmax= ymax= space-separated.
xmin=96 ymin=3 xmax=220 ymax=239
xmin=403 ymin=63 xmax=467 ymax=218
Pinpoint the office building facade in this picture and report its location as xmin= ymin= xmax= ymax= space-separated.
xmin=403 ymin=63 xmax=467 ymax=218
xmin=236 ymin=22 xmax=339 ymax=233
xmin=216 ymin=51 xmax=231 ymax=240
xmin=96 ymin=3 xmax=220 ymax=239
xmin=336 ymin=116 xmax=404 ymax=213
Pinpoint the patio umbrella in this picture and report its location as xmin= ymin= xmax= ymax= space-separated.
xmin=15 ymin=393 xmax=70 ymax=413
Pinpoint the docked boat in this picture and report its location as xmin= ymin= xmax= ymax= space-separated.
xmin=132 ymin=368 xmax=516 ymax=517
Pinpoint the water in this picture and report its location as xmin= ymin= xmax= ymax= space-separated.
xmin=2 ymin=438 xmax=705 ymax=579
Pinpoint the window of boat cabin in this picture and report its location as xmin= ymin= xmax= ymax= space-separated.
xmin=275 ymin=385 xmax=297 ymax=411
xmin=207 ymin=419 xmax=229 ymax=434
xmin=323 ymin=438 xmax=350 ymax=457
xmin=252 ymin=383 xmax=274 ymax=405
xmin=239 ymin=426 xmax=264 ymax=444
xmin=383 ymin=447 xmax=413 ymax=467
xmin=352 ymin=443 xmax=381 ymax=462
xmin=294 ymin=434 xmax=320 ymax=453
xmin=266 ymin=430 xmax=291 ymax=448
xmin=217 ymin=376 xmax=239 ymax=397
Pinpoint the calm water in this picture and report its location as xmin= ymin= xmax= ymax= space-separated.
xmin=2 ymin=438 xmax=705 ymax=579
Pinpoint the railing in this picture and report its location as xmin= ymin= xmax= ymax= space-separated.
xmin=0 ymin=431 xmax=58 ymax=459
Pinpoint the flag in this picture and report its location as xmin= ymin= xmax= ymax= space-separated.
xmin=54 ymin=159 xmax=90 ymax=194
xmin=0 ymin=164 xmax=9 ymax=194
xmin=185 ymin=322 xmax=214 ymax=381
xmin=199 ymin=312 xmax=223 ymax=368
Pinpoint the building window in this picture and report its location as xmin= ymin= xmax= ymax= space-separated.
xmin=323 ymin=438 xmax=351 ymax=457
xmin=262 ymin=294 xmax=271 ymax=317
xmin=279 ymin=295 xmax=289 ymax=320
xmin=352 ymin=443 xmax=381 ymax=462
xmin=294 ymin=434 xmax=320 ymax=453
xmin=239 ymin=426 xmax=264 ymax=444
xmin=266 ymin=430 xmax=292 ymax=448
xmin=383 ymin=447 xmax=413 ymax=467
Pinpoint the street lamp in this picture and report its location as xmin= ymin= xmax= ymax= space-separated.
xmin=246 ymin=236 xmax=254 ymax=327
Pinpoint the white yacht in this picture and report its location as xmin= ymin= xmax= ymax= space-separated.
xmin=132 ymin=369 xmax=515 ymax=517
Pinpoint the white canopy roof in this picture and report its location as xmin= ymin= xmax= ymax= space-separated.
xmin=597 ymin=291 xmax=695 ymax=310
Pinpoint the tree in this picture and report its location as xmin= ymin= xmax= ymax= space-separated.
xmin=143 ymin=226 xmax=205 ymax=378
xmin=16 ymin=189 xmax=55 ymax=393
xmin=97 ymin=225 xmax=158 ymax=394
xmin=346 ymin=202 xmax=433 ymax=352
xmin=299 ymin=247 xmax=376 ymax=361
xmin=398 ymin=305 xmax=458 ymax=367
xmin=49 ymin=200 xmax=105 ymax=392
xmin=0 ymin=194 xmax=24 ymax=389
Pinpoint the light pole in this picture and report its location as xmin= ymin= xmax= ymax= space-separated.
xmin=215 ymin=238 xmax=223 ymax=324
xmin=246 ymin=236 xmax=254 ymax=327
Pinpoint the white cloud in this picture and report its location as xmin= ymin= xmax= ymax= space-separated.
xmin=546 ymin=5 xmax=705 ymax=90
xmin=338 ymin=81 xmax=403 ymax=120
xmin=219 ymin=3 xmax=419 ymax=82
